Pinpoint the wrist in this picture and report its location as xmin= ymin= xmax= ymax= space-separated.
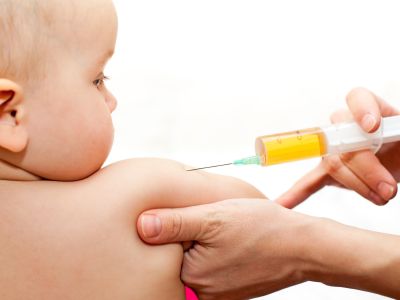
xmin=299 ymin=217 xmax=371 ymax=287
xmin=274 ymin=211 xmax=325 ymax=285
xmin=282 ymin=213 xmax=368 ymax=287
xmin=285 ymin=214 xmax=327 ymax=284
xmin=299 ymin=217 xmax=400 ymax=297
xmin=298 ymin=217 xmax=351 ymax=285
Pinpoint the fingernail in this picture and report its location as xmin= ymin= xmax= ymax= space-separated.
xmin=361 ymin=113 xmax=377 ymax=132
xmin=378 ymin=182 xmax=395 ymax=201
xmin=141 ymin=214 xmax=161 ymax=238
xmin=368 ymin=190 xmax=386 ymax=205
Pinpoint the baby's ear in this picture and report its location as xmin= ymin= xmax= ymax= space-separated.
xmin=0 ymin=79 xmax=28 ymax=152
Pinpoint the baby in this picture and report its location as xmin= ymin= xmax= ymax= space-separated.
xmin=0 ymin=0 xmax=265 ymax=299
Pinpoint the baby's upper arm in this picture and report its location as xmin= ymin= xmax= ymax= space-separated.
xmin=89 ymin=158 xmax=266 ymax=211
xmin=156 ymin=160 xmax=267 ymax=206
xmin=0 ymin=178 xmax=186 ymax=300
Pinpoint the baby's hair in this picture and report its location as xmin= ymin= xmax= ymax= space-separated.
xmin=0 ymin=0 xmax=46 ymax=83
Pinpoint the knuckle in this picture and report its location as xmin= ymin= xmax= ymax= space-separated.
xmin=182 ymin=270 xmax=205 ymax=290
xmin=168 ymin=212 xmax=184 ymax=240
xmin=339 ymin=151 xmax=356 ymax=164
xmin=363 ymin=171 xmax=376 ymax=182
xmin=182 ymin=257 xmax=213 ymax=296
xmin=381 ymin=103 xmax=398 ymax=117
xmin=200 ymin=208 xmax=224 ymax=240
xmin=322 ymin=155 xmax=344 ymax=175
xmin=181 ymin=263 xmax=197 ymax=285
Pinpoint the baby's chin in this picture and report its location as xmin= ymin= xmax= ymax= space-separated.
xmin=18 ymin=141 xmax=113 ymax=182
xmin=0 ymin=126 xmax=114 ymax=181
xmin=41 ymin=147 xmax=112 ymax=181
xmin=39 ymin=163 xmax=104 ymax=181
xmin=27 ymin=127 xmax=115 ymax=181
xmin=0 ymin=155 xmax=106 ymax=182
xmin=44 ymin=158 xmax=107 ymax=181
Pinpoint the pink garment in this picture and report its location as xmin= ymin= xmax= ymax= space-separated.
xmin=185 ymin=287 xmax=198 ymax=300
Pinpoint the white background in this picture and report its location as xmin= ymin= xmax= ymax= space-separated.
xmin=108 ymin=1 xmax=400 ymax=299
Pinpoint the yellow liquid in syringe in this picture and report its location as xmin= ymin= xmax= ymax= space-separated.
xmin=255 ymin=128 xmax=328 ymax=166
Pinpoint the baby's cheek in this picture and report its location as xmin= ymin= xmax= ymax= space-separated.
xmin=46 ymin=115 xmax=113 ymax=180
xmin=79 ymin=116 xmax=114 ymax=170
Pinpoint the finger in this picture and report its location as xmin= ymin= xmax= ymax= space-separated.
xmin=330 ymin=105 xmax=398 ymax=203
xmin=330 ymin=108 xmax=353 ymax=123
xmin=137 ymin=205 xmax=216 ymax=244
xmin=322 ymin=155 xmax=387 ymax=205
xmin=182 ymin=241 xmax=194 ymax=251
xmin=376 ymin=96 xmax=400 ymax=117
xmin=340 ymin=150 xmax=397 ymax=203
xmin=346 ymin=88 xmax=400 ymax=133
xmin=346 ymin=87 xmax=382 ymax=132
xmin=276 ymin=164 xmax=331 ymax=208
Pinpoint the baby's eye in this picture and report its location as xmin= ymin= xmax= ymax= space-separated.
xmin=93 ymin=73 xmax=110 ymax=88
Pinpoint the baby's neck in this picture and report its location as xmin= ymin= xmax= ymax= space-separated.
xmin=0 ymin=160 xmax=41 ymax=181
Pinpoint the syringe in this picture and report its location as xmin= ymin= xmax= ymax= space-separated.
xmin=187 ymin=115 xmax=400 ymax=171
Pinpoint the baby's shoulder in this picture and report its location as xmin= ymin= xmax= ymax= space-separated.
xmin=0 ymin=158 xmax=189 ymax=217
xmin=85 ymin=158 xmax=191 ymax=203
xmin=91 ymin=158 xmax=188 ymax=183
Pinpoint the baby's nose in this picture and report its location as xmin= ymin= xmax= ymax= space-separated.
xmin=106 ymin=93 xmax=118 ymax=113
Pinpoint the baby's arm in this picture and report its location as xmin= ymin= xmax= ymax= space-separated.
xmin=0 ymin=158 xmax=264 ymax=300
xmin=88 ymin=158 xmax=266 ymax=212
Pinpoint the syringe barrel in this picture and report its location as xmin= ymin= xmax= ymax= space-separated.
xmin=255 ymin=116 xmax=400 ymax=167
xmin=255 ymin=127 xmax=327 ymax=166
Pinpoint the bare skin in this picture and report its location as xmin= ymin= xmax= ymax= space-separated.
xmin=278 ymin=88 xmax=400 ymax=208
xmin=138 ymin=198 xmax=400 ymax=300
xmin=0 ymin=0 xmax=265 ymax=298
xmin=0 ymin=159 xmax=265 ymax=299
xmin=137 ymin=90 xmax=400 ymax=299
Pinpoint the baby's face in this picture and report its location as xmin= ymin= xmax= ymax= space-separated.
xmin=17 ymin=0 xmax=118 ymax=180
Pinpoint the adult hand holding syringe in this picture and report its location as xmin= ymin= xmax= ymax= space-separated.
xmin=187 ymin=88 xmax=399 ymax=206
xmin=277 ymin=88 xmax=400 ymax=208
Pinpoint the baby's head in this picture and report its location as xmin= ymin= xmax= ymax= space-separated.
xmin=0 ymin=0 xmax=118 ymax=180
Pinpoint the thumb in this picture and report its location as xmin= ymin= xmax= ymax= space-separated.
xmin=137 ymin=206 xmax=208 ymax=244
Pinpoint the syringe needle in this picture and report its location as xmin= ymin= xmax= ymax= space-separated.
xmin=186 ymin=163 xmax=233 ymax=171
xmin=186 ymin=156 xmax=261 ymax=171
